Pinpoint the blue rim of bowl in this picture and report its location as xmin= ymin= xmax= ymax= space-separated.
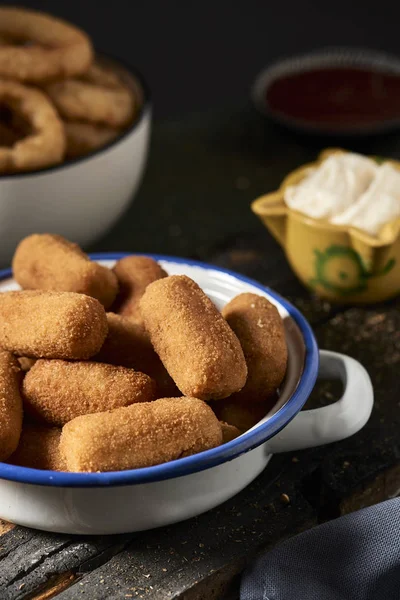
xmin=0 ymin=52 xmax=151 ymax=180
xmin=0 ymin=253 xmax=319 ymax=487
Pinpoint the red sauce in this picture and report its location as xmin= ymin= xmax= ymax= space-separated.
xmin=265 ymin=67 xmax=400 ymax=130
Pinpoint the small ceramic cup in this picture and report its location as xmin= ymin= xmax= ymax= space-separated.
xmin=252 ymin=148 xmax=400 ymax=304
xmin=0 ymin=55 xmax=151 ymax=266
xmin=251 ymin=47 xmax=400 ymax=136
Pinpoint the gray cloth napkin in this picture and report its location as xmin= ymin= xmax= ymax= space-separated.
xmin=241 ymin=498 xmax=400 ymax=600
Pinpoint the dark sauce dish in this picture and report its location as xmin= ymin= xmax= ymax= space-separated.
xmin=252 ymin=48 xmax=400 ymax=137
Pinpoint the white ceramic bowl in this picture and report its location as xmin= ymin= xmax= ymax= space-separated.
xmin=0 ymin=255 xmax=374 ymax=534
xmin=0 ymin=58 xmax=151 ymax=266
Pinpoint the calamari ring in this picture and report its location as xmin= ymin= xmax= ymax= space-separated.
xmin=0 ymin=34 xmax=12 ymax=45
xmin=46 ymin=81 xmax=135 ymax=128
xmin=46 ymin=64 xmax=135 ymax=128
xmin=0 ymin=7 xmax=93 ymax=82
xmin=0 ymin=80 xmax=65 ymax=173
xmin=80 ymin=62 xmax=125 ymax=89
xmin=0 ymin=122 xmax=20 ymax=147
xmin=64 ymin=121 xmax=121 ymax=159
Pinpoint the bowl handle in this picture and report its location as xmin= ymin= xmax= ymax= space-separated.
xmin=266 ymin=350 xmax=373 ymax=453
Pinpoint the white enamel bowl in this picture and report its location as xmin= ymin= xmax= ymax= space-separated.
xmin=0 ymin=255 xmax=374 ymax=534
xmin=0 ymin=58 xmax=151 ymax=266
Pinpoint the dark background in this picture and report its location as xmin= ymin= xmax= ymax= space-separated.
xmin=5 ymin=0 xmax=400 ymax=259
xmin=8 ymin=0 xmax=400 ymax=120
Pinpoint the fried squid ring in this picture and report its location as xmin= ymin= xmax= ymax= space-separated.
xmin=64 ymin=121 xmax=120 ymax=159
xmin=0 ymin=80 xmax=65 ymax=173
xmin=0 ymin=122 xmax=20 ymax=147
xmin=81 ymin=62 xmax=125 ymax=89
xmin=0 ymin=7 xmax=93 ymax=83
xmin=46 ymin=81 xmax=134 ymax=128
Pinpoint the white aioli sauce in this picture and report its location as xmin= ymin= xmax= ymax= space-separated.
xmin=284 ymin=153 xmax=400 ymax=236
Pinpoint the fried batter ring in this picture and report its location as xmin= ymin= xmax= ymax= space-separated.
xmin=46 ymin=79 xmax=135 ymax=128
xmin=64 ymin=121 xmax=120 ymax=159
xmin=0 ymin=7 xmax=93 ymax=82
xmin=0 ymin=80 xmax=65 ymax=173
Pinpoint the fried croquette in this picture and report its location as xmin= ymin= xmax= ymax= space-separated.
xmin=95 ymin=312 xmax=157 ymax=369
xmin=0 ymin=291 xmax=107 ymax=359
xmin=17 ymin=357 xmax=37 ymax=372
xmin=112 ymin=255 xmax=167 ymax=321
xmin=12 ymin=234 xmax=118 ymax=308
xmin=23 ymin=359 xmax=156 ymax=427
xmin=220 ymin=421 xmax=241 ymax=443
xmin=213 ymin=395 xmax=277 ymax=433
xmin=8 ymin=424 xmax=65 ymax=471
xmin=94 ymin=313 xmax=179 ymax=398
xmin=0 ymin=351 xmax=23 ymax=460
xmin=60 ymin=396 xmax=222 ymax=472
xmin=140 ymin=275 xmax=248 ymax=400
xmin=222 ymin=293 xmax=287 ymax=401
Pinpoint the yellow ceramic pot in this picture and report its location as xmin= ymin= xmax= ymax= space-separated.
xmin=252 ymin=148 xmax=400 ymax=304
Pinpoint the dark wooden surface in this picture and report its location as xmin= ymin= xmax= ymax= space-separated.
xmin=1 ymin=107 xmax=400 ymax=599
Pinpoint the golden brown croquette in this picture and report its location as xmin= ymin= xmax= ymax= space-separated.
xmin=222 ymin=293 xmax=287 ymax=401
xmin=212 ymin=395 xmax=277 ymax=433
xmin=23 ymin=359 xmax=157 ymax=426
xmin=8 ymin=424 xmax=65 ymax=471
xmin=12 ymin=233 xmax=118 ymax=308
xmin=94 ymin=313 xmax=179 ymax=398
xmin=95 ymin=312 xmax=158 ymax=370
xmin=140 ymin=275 xmax=248 ymax=400
xmin=17 ymin=357 xmax=37 ymax=372
xmin=60 ymin=397 xmax=222 ymax=472
xmin=112 ymin=255 xmax=167 ymax=320
xmin=220 ymin=421 xmax=241 ymax=443
xmin=0 ymin=351 xmax=23 ymax=460
xmin=0 ymin=290 xmax=108 ymax=359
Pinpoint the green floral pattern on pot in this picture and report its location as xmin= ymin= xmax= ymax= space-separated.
xmin=310 ymin=245 xmax=396 ymax=296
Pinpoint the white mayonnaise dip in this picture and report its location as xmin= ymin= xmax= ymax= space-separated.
xmin=284 ymin=152 xmax=400 ymax=235
xmin=332 ymin=163 xmax=400 ymax=235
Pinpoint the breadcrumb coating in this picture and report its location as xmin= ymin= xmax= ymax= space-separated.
xmin=112 ymin=255 xmax=167 ymax=321
xmin=0 ymin=290 xmax=108 ymax=359
xmin=140 ymin=275 xmax=248 ymax=400
xmin=8 ymin=423 xmax=65 ymax=471
xmin=212 ymin=395 xmax=277 ymax=433
xmin=222 ymin=293 xmax=287 ymax=402
xmin=94 ymin=313 xmax=179 ymax=397
xmin=13 ymin=234 xmax=118 ymax=308
xmin=220 ymin=421 xmax=241 ymax=443
xmin=60 ymin=396 xmax=222 ymax=472
xmin=0 ymin=350 xmax=23 ymax=460
xmin=17 ymin=357 xmax=37 ymax=372
xmin=23 ymin=359 xmax=156 ymax=426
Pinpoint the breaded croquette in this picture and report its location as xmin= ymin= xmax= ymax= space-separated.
xmin=12 ymin=233 xmax=118 ymax=308
xmin=220 ymin=421 xmax=241 ymax=443
xmin=0 ymin=351 xmax=23 ymax=460
xmin=23 ymin=359 xmax=156 ymax=426
xmin=0 ymin=291 xmax=108 ymax=359
xmin=17 ymin=357 xmax=37 ymax=372
xmin=95 ymin=312 xmax=157 ymax=370
xmin=222 ymin=293 xmax=287 ymax=401
xmin=8 ymin=424 xmax=65 ymax=471
xmin=213 ymin=395 xmax=277 ymax=433
xmin=60 ymin=397 xmax=222 ymax=472
xmin=94 ymin=313 xmax=179 ymax=398
xmin=112 ymin=255 xmax=167 ymax=320
xmin=140 ymin=276 xmax=247 ymax=400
